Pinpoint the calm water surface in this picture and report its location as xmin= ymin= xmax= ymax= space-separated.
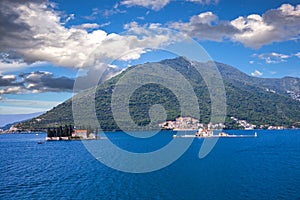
xmin=0 ymin=130 xmax=299 ymax=199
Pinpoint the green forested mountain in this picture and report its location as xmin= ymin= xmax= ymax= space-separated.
xmin=16 ymin=57 xmax=300 ymax=130
xmin=215 ymin=61 xmax=300 ymax=98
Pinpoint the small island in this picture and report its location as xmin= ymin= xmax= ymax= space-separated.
xmin=46 ymin=125 xmax=98 ymax=141
xmin=173 ymin=128 xmax=258 ymax=138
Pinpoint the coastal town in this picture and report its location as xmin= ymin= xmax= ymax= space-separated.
xmin=159 ymin=116 xmax=289 ymax=131
xmin=159 ymin=116 xmax=225 ymax=131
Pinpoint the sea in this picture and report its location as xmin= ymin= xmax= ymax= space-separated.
xmin=0 ymin=130 xmax=299 ymax=200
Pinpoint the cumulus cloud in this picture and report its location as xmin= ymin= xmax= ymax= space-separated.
xmin=0 ymin=1 xmax=97 ymax=67
xmin=0 ymin=52 xmax=31 ymax=73
xmin=230 ymin=4 xmax=300 ymax=48
xmin=0 ymin=75 xmax=19 ymax=87
xmin=121 ymin=0 xmax=170 ymax=11
xmin=253 ymin=52 xmax=290 ymax=64
xmin=0 ymin=86 xmax=24 ymax=95
xmin=169 ymin=3 xmax=300 ymax=48
xmin=235 ymin=4 xmax=300 ymax=48
xmin=169 ymin=12 xmax=239 ymax=41
xmin=0 ymin=64 xmax=123 ymax=95
xmin=0 ymin=0 xmax=178 ymax=72
xmin=251 ymin=70 xmax=263 ymax=77
xmin=0 ymin=71 xmax=75 ymax=95
xmin=0 ymin=1 xmax=182 ymax=97
xmin=230 ymin=14 xmax=275 ymax=48
xmin=21 ymin=71 xmax=75 ymax=92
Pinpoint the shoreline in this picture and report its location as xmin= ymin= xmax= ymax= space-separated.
xmin=1 ymin=128 xmax=300 ymax=135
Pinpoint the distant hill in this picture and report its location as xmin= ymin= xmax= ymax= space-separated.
xmin=0 ymin=112 xmax=44 ymax=128
xmin=215 ymin=62 xmax=300 ymax=100
xmin=16 ymin=57 xmax=300 ymax=130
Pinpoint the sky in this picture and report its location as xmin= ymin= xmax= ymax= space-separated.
xmin=0 ymin=0 xmax=300 ymax=114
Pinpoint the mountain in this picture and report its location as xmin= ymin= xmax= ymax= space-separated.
xmin=16 ymin=57 xmax=300 ymax=130
xmin=0 ymin=112 xmax=44 ymax=128
xmin=215 ymin=62 xmax=300 ymax=100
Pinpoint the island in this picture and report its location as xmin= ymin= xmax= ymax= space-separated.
xmin=46 ymin=125 xmax=97 ymax=141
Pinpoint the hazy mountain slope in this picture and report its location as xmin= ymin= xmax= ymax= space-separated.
xmin=0 ymin=112 xmax=44 ymax=127
xmin=215 ymin=61 xmax=300 ymax=99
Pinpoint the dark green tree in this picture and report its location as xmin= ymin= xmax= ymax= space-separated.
xmin=69 ymin=125 xmax=73 ymax=136
xmin=64 ymin=125 xmax=69 ymax=137
xmin=59 ymin=126 xmax=63 ymax=137
xmin=47 ymin=127 xmax=51 ymax=137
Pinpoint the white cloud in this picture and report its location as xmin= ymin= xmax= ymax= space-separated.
xmin=251 ymin=70 xmax=263 ymax=77
xmin=21 ymin=71 xmax=75 ymax=93
xmin=170 ymin=3 xmax=300 ymax=48
xmin=230 ymin=15 xmax=275 ymax=48
xmin=254 ymin=52 xmax=290 ymax=64
xmin=62 ymin=13 xmax=75 ymax=24
xmin=186 ymin=0 xmax=219 ymax=4
xmin=0 ymin=86 xmax=23 ymax=94
xmin=232 ymin=4 xmax=300 ymax=48
xmin=121 ymin=0 xmax=170 ymax=11
xmin=169 ymin=12 xmax=238 ymax=41
xmin=99 ymin=22 xmax=111 ymax=28
xmin=1 ymin=75 xmax=16 ymax=81
xmin=0 ymin=70 xmax=76 ymax=97
xmin=0 ymin=60 xmax=28 ymax=74
xmin=0 ymin=74 xmax=19 ymax=87
xmin=0 ymin=1 xmax=179 ymax=73
xmin=0 ymin=53 xmax=29 ymax=73
xmin=72 ymin=23 xmax=100 ymax=29
xmin=120 ymin=0 xmax=218 ymax=10
xmin=0 ymin=50 xmax=46 ymax=74
xmin=90 ymin=4 xmax=126 ymax=18
xmin=84 ymin=8 xmax=101 ymax=20
xmin=195 ymin=12 xmax=218 ymax=24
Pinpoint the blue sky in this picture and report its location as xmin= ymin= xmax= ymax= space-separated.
xmin=0 ymin=0 xmax=300 ymax=114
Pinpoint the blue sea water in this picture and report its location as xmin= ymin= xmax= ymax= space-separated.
xmin=0 ymin=130 xmax=300 ymax=200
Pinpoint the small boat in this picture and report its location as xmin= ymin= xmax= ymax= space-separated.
xmin=37 ymin=141 xmax=44 ymax=144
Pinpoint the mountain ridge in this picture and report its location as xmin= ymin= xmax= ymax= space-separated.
xmin=16 ymin=57 xmax=300 ymax=130
xmin=213 ymin=60 xmax=300 ymax=99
